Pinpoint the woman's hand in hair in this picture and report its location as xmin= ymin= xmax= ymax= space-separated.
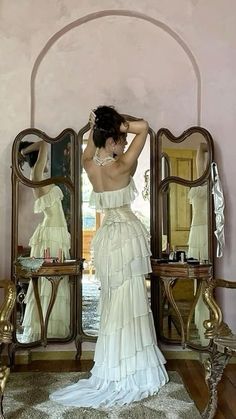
xmin=120 ymin=121 xmax=129 ymax=133
xmin=89 ymin=110 xmax=96 ymax=129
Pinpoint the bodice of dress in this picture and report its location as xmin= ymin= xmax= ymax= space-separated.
xmin=34 ymin=185 xmax=67 ymax=227
xmin=89 ymin=178 xmax=138 ymax=211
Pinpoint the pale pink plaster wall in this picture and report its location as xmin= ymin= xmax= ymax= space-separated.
xmin=32 ymin=14 xmax=198 ymax=133
xmin=1 ymin=0 xmax=236 ymax=326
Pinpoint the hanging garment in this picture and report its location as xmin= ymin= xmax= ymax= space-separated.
xmin=211 ymin=162 xmax=225 ymax=258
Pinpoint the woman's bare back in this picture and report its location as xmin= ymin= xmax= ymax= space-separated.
xmin=84 ymin=159 xmax=131 ymax=193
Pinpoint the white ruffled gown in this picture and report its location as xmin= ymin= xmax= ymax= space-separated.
xmin=50 ymin=178 xmax=168 ymax=407
xmin=21 ymin=185 xmax=71 ymax=342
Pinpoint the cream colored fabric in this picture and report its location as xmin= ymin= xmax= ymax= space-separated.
xmin=50 ymin=179 xmax=168 ymax=407
xmin=188 ymin=185 xmax=208 ymax=261
xmin=21 ymin=185 xmax=71 ymax=342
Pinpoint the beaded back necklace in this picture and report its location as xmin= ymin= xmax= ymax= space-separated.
xmin=93 ymin=148 xmax=116 ymax=166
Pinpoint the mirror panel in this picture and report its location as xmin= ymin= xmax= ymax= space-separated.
xmin=80 ymin=126 xmax=152 ymax=336
xmin=12 ymin=128 xmax=78 ymax=347
xmin=152 ymin=127 xmax=214 ymax=346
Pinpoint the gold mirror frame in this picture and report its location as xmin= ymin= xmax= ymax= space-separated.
xmin=11 ymin=128 xmax=82 ymax=353
xmin=11 ymin=124 xmax=215 ymax=355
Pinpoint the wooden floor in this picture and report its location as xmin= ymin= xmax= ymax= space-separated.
xmin=13 ymin=359 xmax=236 ymax=418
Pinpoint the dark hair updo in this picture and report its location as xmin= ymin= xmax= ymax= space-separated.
xmin=19 ymin=141 xmax=39 ymax=168
xmin=93 ymin=105 xmax=125 ymax=148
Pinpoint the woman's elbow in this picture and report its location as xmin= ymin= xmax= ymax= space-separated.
xmin=142 ymin=120 xmax=149 ymax=132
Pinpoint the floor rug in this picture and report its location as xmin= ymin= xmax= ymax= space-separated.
xmin=3 ymin=371 xmax=201 ymax=418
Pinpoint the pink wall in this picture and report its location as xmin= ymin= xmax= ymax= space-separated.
xmin=1 ymin=0 xmax=236 ymax=326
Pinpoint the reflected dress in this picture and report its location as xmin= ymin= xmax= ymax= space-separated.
xmin=188 ymin=185 xmax=208 ymax=261
xmin=21 ymin=185 xmax=71 ymax=342
xmin=50 ymin=178 xmax=168 ymax=407
xmin=188 ymin=185 xmax=209 ymax=345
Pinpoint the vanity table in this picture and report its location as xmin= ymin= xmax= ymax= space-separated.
xmin=151 ymin=259 xmax=213 ymax=347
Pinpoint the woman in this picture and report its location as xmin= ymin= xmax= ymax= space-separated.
xmin=50 ymin=106 xmax=168 ymax=407
xmin=19 ymin=140 xmax=71 ymax=342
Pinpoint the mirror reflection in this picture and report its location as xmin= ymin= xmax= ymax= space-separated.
xmin=161 ymin=277 xmax=210 ymax=346
xmin=188 ymin=183 xmax=208 ymax=261
xmin=161 ymin=182 xmax=209 ymax=260
xmin=18 ymin=133 xmax=73 ymax=179
xmin=160 ymin=131 xmax=209 ymax=181
xmin=159 ymin=180 xmax=210 ymax=346
xmin=156 ymin=128 xmax=212 ymax=347
xmin=16 ymin=136 xmax=72 ymax=343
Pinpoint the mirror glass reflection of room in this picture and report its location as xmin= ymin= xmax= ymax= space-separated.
xmin=158 ymin=130 xmax=211 ymax=346
xmin=16 ymin=133 xmax=74 ymax=344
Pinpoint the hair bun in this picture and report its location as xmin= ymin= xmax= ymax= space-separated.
xmin=94 ymin=106 xmax=120 ymax=132
xmin=92 ymin=105 xmax=125 ymax=147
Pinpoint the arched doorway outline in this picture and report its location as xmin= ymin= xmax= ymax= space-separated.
xmin=30 ymin=9 xmax=202 ymax=127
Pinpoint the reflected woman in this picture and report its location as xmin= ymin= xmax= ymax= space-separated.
xmin=188 ymin=142 xmax=208 ymax=261
xmin=50 ymin=106 xmax=168 ymax=408
xmin=188 ymin=142 xmax=209 ymax=345
xmin=19 ymin=140 xmax=71 ymax=342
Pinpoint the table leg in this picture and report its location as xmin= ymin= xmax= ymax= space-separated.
xmin=202 ymin=349 xmax=231 ymax=419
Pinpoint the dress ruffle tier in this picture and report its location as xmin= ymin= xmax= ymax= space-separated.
xmin=89 ymin=178 xmax=138 ymax=211
xmin=51 ymin=291 xmax=168 ymax=408
xmin=29 ymin=226 xmax=70 ymax=259
xmin=34 ymin=185 xmax=64 ymax=212
xmin=50 ymin=273 xmax=168 ymax=407
xmin=50 ymin=179 xmax=168 ymax=407
xmin=93 ymin=206 xmax=151 ymax=289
